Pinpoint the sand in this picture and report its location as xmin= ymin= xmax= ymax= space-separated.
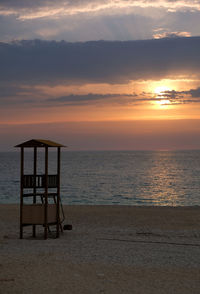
xmin=0 ymin=205 xmax=200 ymax=293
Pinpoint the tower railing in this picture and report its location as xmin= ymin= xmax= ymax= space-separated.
xmin=23 ymin=174 xmax=58 ymax=188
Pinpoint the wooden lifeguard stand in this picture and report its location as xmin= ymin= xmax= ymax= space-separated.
xmin=15 ymin=139 xmax=66 ymax=239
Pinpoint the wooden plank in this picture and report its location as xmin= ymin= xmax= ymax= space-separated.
xmin=23 ymin=192 xmax=58 ymax=197
xmin=22 ymin=204 xmax=57 ymax=224
xmin=33 ymin=147 xmax=37 ymax=237
xmin=44 ymin=146 xmax=48 ymax=239
xmin=20 ymin=147 xmax=24 ymax=239
xmin=56 ymin=147 xmax=60 ymax=238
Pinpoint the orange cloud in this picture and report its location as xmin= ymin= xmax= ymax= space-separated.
xmin=153 ymin=31 xmax=191 ymax=39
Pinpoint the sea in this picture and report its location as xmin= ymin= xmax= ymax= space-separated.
xmin=1 ymin=150 xmax=200 ymax=206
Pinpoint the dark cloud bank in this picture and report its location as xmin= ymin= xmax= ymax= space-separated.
xmin=0 ymin=37 xmax=200 ymax=84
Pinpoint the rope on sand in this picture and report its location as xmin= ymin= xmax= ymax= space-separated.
xmin=97 ymin=238 xmax=200 ymax=247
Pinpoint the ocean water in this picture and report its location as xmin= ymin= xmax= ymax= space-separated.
xmin=1 ymin=150 xmax=200 ymax=206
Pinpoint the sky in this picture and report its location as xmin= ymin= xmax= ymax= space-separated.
xmin=1 ymin=0 xmax=200 ymax=150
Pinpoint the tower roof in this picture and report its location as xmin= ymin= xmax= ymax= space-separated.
xmin=15 ymin=139 xmax=66 ymax=148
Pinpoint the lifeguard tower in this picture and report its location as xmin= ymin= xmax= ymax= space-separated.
xmin=15 ymin=139 xmax=66 ymax=239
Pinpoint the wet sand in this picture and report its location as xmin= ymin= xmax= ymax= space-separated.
xmin=1 ymin=205 xmax=200 ymax=293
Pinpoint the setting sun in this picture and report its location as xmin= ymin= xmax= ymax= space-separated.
xmin=154 ymin=85 xmax=171 ymax=107
xmin=154 ymin=86 xmax=171 ymax=95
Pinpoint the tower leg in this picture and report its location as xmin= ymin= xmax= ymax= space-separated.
xmin=56 ymin=221 xmax=60 ymax=238
xmin=20 ymin=225 xmax=23 ymax=239
xmin=44 ymin=225 xmax=48 ymax=239
xmin=32 ymin=225 xmax=36 ymax=237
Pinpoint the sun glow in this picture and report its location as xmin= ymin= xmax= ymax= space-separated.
xmin=154 ymin=86 xmax=171 ymax=95
xmin=154 ymin=85 xmax=171 ymax=107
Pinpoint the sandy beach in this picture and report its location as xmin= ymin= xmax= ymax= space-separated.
xmin=1 ymin=205 xmax=200 ymax=293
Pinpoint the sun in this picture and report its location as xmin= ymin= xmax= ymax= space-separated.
xmin=154 ymin=85 xmax=171 ymax=106
xmin=154 ymin=86 xmax=171 ymax=95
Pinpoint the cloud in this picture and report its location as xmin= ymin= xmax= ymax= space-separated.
xmin=153 ymin=31 xmax=191 ymax=39
xmin=49 ymin=93 xmax=130 ymax=104
xmin=0 ymin=12 xmax=157 ymax=42
xmin=156 ymin=87 xmax=200 ymax=104
xmin=47 ymin=93 xmax=143 ymax=106
xmin=1 ymin=37 xmax=200 ymax=86
xmin=0 ymin=84 xmax=43 ymax=105
xmin=0 ymin=1 xmax=200 ymax=20
xmin=5 ymin=86 xmax=200 ymax=108
xmin=187 ymin=88 xmax=200 ymax=97
xmin=0 ymin=1 xmax=200 ymax=43
xmin=56 ymin=87 xmax=200 ymax=107
xmin=0 ymin=88 xmax=145 ymax=108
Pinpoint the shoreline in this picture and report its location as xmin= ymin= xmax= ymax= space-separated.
xmin=1 ymin=204 xmax=200 ymax=293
